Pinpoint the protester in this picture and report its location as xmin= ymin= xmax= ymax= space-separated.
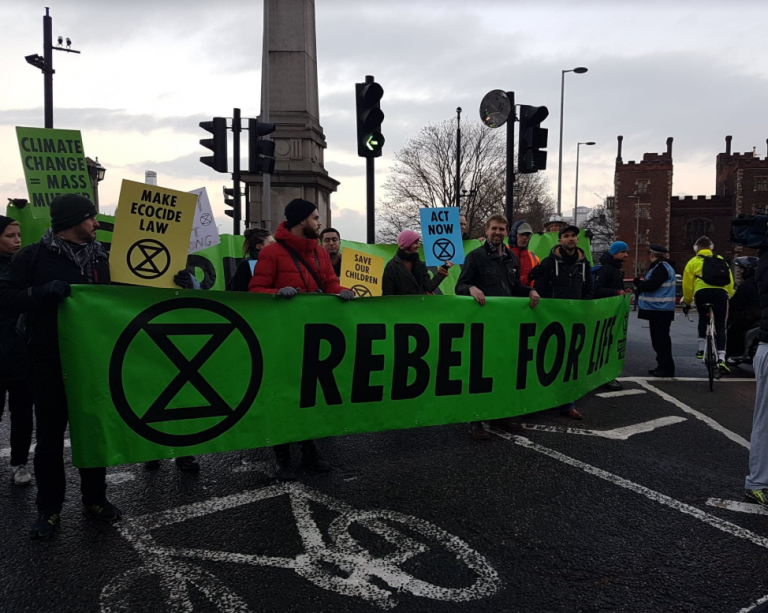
xmin=682 ymin=236 xmax=734 ymax=374
xmin=0 ymin=216 xmax=33 ymax=486
xmin=227 ymin=228 xmax=274 ymax=292
xmin=509 ymin=220 xmax=540 ymax=287
xmin=456 ymin=214 xmax=540 ymax=439
xmin=746 ymin=246 xmax=768 ymax=506
xmin=530 ymin=225 xmax=593 ymax=419
xmin=250 ymin=198 xmax=355 ymax=481
xmin=635 ymin=244 xmax=677 ymax=378
xmin=320 ymin=227 xmax=342 ymax=278
xmin=382 ymin=230 xmax=453 ymax=296
xmin=542 ymin=215 xmax=568 ymax=234
xmin=0 ymin=195 xmax=120 ymax=538
xmin=593 ymin=241 xmax=633 ymax=390
xmin=460 ymin=214 xmax=469 ymax=240
xmin=726 ymin=256 xmax=760 ymax=363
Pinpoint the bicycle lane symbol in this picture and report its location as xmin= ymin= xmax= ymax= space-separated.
xmin=100 ymin=482 xmax=502 ymax=612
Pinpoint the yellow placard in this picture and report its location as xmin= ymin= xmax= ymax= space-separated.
xmin=110 ymin=180 xmax=198 ymax=288
xmin=340 ymin=248 xmax=384 ymax=297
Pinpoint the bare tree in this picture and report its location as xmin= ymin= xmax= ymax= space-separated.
xmin=377 ymin=118 xmax=555 ymax=242
xmin=583 ymin=195 xmax=616 ymax=256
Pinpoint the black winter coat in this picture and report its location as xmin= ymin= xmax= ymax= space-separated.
xmin=227 ymin=257 xmax=257 ymax=292
xmin=757 ymin=250 xmax=768 ymax=343
xmin=594 ymin=252 xmax=625 ymax=298
xmin=456 ymin=242 xmax=532 ymax=298
xmin=382 ymin=255 xmax=445 ymax=296
xmin=0 ymin=241 xmax=110 ymax=364
xmin=730 ymin=276 xmax=761 ymax=323
xmin=0 ymin=255 xmax=28 ymax=381
xmin=530 ymin=246 xmax=594 ymax=300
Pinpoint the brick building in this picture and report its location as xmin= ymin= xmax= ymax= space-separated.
xmin=614 ymin=136 xmax=768 ymax=276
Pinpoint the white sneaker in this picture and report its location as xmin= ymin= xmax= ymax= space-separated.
xmin=10 ymin=465 xmax=32 ymax=486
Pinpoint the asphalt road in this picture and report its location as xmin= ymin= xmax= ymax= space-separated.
xmin=1 ymin=311 xmax=766 ymax=613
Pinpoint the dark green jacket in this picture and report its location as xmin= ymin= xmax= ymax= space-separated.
xmin=382 ymin=255 xmax=445 ymax=296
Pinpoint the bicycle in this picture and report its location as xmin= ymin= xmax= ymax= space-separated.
xmin=685 ymin=302 xmax=718 ymax=391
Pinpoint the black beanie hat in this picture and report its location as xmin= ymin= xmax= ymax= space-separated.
xmin=284 ymin=198 xmax=317 ymax=228
xmin=0 ymin=216 xmax=18 ymax=236
xmin=50 ymin=194 xmax=97 ymax=233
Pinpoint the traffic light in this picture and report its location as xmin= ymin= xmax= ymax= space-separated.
xmin=355 ymin=78 xmax=385 ymax=158
xmin=248 ymin=118 xmax=276 ymax=174
xmin=199 ymin=117 xmax=228 ymax=173
xmin=518 ymin=105 xmax=549 ymax=174
xmin=223 ymin=186 xmax=235 ymax=218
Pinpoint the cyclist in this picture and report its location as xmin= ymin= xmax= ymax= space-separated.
xmin=682 ymin=236 xmax=734 ymax=375
xmin=726 ymin=256 xmax=760 ymax=363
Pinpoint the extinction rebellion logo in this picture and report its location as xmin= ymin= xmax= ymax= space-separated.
xmin=109 ymin=297 xmax=263 ymax=446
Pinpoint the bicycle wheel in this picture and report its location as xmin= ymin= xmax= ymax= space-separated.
xmin=705 ymin=331 xmax=716 ymax=391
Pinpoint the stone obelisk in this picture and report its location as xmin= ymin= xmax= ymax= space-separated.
xmin=244 ymin=0 xmax=339 ymax=231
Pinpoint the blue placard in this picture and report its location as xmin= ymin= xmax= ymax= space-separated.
xmin=419 ymin=207 xmax=465 ymax=267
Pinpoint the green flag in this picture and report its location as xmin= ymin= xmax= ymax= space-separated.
xmin=60 ymin=286 xmax=629 ymax=468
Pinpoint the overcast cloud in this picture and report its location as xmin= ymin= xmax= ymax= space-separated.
xmin=1 ymin=0 xmax=766 ymax=240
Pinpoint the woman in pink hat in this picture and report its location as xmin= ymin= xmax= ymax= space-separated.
xmin=382 ymin=230 xmax=453 ymax=295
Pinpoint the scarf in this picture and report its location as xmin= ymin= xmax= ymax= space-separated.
xmin=42 ymin=227 xmax=107 ymax=275
xmin=396 ymin=248 xmax=419 ymax=262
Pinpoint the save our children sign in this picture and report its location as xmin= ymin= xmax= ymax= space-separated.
xmin=109 ymin=179 xmax=198 ymax=288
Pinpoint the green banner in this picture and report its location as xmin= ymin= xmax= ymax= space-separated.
xmin=60 ymin=286 xmax=629 ymax=468
xmin=16 ymin=126 xmax=94 ymax=213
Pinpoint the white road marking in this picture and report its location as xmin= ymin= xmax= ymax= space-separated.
xmin=488 ymin=427 xmax=768 ymax=553
xmin=103 ymin=483 xmax=501 ymax=611
xmin=232 ymin=462 xmax=271 ymax=474
xmin=627 ymin=378 xmax=751 ymax=450
xmin=106 ymin=472 xmax=135 ymax=485
xmin=518 ymin=416 xmax=686 ymax=440
xmin=618 ymin=376 xmax=755 ymax=383
xmin=706 ymin=498 xmax=768 ymax=516
xmin=595 ymin=389 xmax=647 ymax=399
xmin=736 ymin=594 xmax=768 ymax=613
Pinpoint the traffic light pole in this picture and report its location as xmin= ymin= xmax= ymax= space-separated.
xmin=505 ymin=91 xmax=516 ymax=224
xmin=366 ymin=157 xmax=375 ymax=244
xmin=232 ymin=108 xmax=242 ymax=236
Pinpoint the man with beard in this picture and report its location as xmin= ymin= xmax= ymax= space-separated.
xmin=530 ymin=225 xmax=594 ymax=419
xmin=249 ymin=199 xmax=356 ymax=481
xmin=460 ymin=214 xmax=469 ymax=240
xmin=0 ymin=195 xmax=121 ymax=538
xmin=456 ymin=214 xmax=540 ymax=439
xmin=320 ymin=227 xmax=342 ymax=278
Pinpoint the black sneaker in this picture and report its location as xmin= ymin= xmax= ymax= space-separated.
xmin=175 ymin=456 xmax=200 ymax=473
xmin=746 ymin=489 xmax=768 ymax=506
xmin=275 ymin=461 xmax=298 ymax=482
xmin=84 ymin=500 xmax=123 ymax=522
xmin=300 ymin=442 xmax=332 ymax=473
xmin=603 ymin=380 xmax=623 ymax=391
xmin=695 ymin=350 xmax=704 ymax=359
xmin=29 ymin=510 xmax=60 ymax=540
xmin=144 ymin=460 xmax=161 ymax=470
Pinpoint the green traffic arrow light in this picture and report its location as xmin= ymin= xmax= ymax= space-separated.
xmin=366 ymin=135 xmax=378 ymax=150
xmin=365 ymin=132 xmax=385 ymax=153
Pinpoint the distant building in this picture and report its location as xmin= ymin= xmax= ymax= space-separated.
xmin=145 ymin=170 xmax=157 ymax=186
xmin=614 ymin=136 xmax=768 ymax=274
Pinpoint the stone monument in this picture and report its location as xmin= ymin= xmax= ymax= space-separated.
xmin=243 ymin=0 xmax=339 ymax=230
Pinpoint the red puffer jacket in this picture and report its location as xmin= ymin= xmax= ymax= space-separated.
xmin=249 ymin=222 xmax=346 ymax=294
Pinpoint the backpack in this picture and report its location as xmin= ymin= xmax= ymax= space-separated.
xmin=698 ymin=255 xmax=731 ymax=287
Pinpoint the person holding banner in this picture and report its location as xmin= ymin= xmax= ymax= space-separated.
xmin=227 ymin=228 xmax=274 ymax=292
xmin=0 ymin=216 xmax=34 ymax=486
xmin=250 ymin=198 xmax=355 ymax=481
xmin=382 ymin=230 xmax=453 ymax=296
xmin=0 ymin=194 xmax=121 ymax=538
xmin=509 ymin=220 xmax=540 ymax=287
xmin=456 ymin=214 xmax=540 ymax=439
xmin=530 ymin=225 xmax=594 ymax=420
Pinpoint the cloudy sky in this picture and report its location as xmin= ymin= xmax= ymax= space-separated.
xmin=1 ymin=0 xmax=766 ymax=241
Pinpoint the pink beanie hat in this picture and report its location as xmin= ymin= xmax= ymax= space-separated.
xmin=397 ymin=230 xmax=420 ymax=250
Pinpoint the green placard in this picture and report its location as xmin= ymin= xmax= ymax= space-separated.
xmin=15 ymin=126 xmax=94 ymax=215
xmin=60 ymin=286 xmax=629 ymax=467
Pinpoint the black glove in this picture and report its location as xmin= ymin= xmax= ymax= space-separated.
xmin=277 ymin=287 xmax=298 ymax=299
xmin=633 ymin=277 xmax=642 ymax=288
xmin=682 ymin=304 xmax=691 ymax=316
xmin=339 ymin=289 xmax=357 ymax=301
xmin=32 ymin=280 xmax=71 ymax=304
xmin=173 ymin=270 xmax=194 ymax=289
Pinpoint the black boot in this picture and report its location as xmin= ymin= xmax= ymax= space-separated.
xmin=300 ymin=440 xmax=331 ymax=473
xmin=274 ymin=445 xmax=297 ymax=481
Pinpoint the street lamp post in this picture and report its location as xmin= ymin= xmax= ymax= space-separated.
xmin=629 ymin=195 xmax=641 ymax=277
xmin=455 ymin=107 xmax=462 ymax=209
xmin=557 ymin=67 xmax=588 ymax=216
xmin=573 ymin=141 xmax=595 ymax=226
